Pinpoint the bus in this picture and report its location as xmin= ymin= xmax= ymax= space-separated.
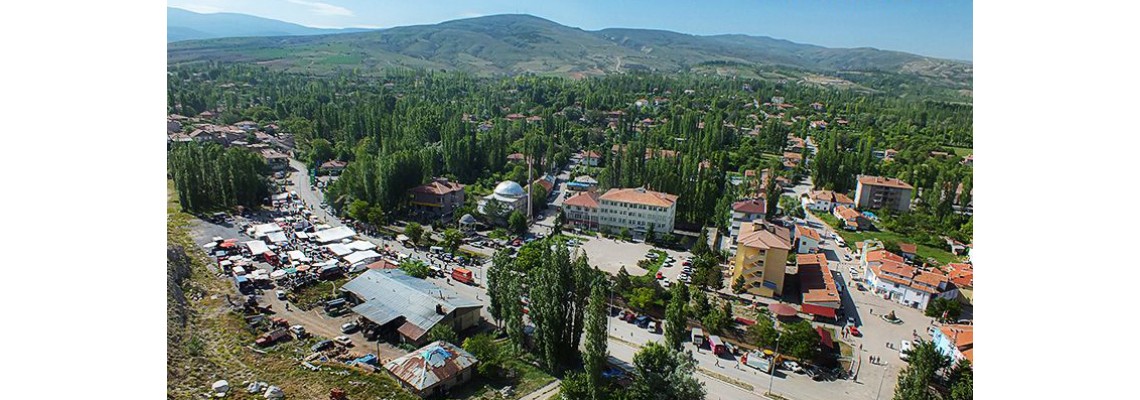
xmin=452 ymin=268 xmax=475 ymax=285
xmin=708 ymin=335 xmax=728 ymax=355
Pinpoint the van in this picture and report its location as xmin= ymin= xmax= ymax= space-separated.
xmin=430 ymin=246 xmax=444 ymax=254
xmin=452 ymin=268 xmax=475 ymax=284
xmin=691 ymin=328 xmax=706 ymax=347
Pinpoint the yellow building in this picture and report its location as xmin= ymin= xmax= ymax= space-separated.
xmin=732 ymin=220 xmax=793 ymax=297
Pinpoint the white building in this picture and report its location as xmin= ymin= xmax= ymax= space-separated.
xmin=861 ymin=250 xmax=954 ymax=310
xmin=804 ymin=190 xmax=855 ymax=212
xmin=794 ymin=225 xmax=821 ymax=254
xmin=728 ymin=199 xmax=766 ymax=250
xmin=564 ymin=187 xmax=678 ymax=235
xmin=478 ymin=181 xmax=528 ymax=221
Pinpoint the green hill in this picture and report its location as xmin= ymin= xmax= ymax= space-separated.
xmin=168 ymin=14 xmax=970 ymax=93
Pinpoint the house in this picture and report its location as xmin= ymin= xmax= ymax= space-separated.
xmin=860 ymin=249 xmax=904 ymax=270
xmin=805 ymin=190 xmax=855 ymax=212
xmin=862 ymin=255 xmax=954 ymax=310
xmin=526 ymin=115 xmax=543 ymax=123
xmin=795 ymin=225 xmax=821 ymax=254
xmin=899 ymin=243 xmax=918 ymax=261
xmin=260 ymin=149 xmax=289 ymax=171
xmin=810 ymin=120 xmax=829 ymax=130
xmin=855 ymin=175 xmax=913 ymax=212
xmin=782 ymin=152 xmax=803 ymax=167
xmin=834 ymin=206 xmax=871 ymax=231
xmin=786 ymin=136 xmax=806 ymax=153
xmin=506 ymin=153 xmax=527 ymax=163
xmin=505 ymin=113 xmax=525 ymax=121
xmin=932 ymin=324 xmax=974 ymax=365
xmin=341 ymin=269 xmax=483 ymax=346
xmin=568 ymin=175 xmax=598 ymax=191
xmin=882 ymin=149 xmax=898 ymax=162
xmin=810 ymin=102 xmax=824 ymax=111
xmin=235 ymin=121 xmax=258 ymax=132
xmin=167 ymin=116 xmax=183 ymax=133
xmin=580 ymin=150 xmax=602 ymax=167
xmin=408 ymin=177 xmax=466 ymax=224
xmin=797 ymin=253 xmax=840 ymax=320
xmin=728 ymin=198 xmax=767 ymax=250
xmin=384 ymin=340 xmax=479 ymax=398
xmin=526 ymin=175 xmax=555 ymax=197
xmin=562 ymin=191 xmax=601 ymax=230
xmin=319 ymin=160 xmax=348 ymax=175
xmin=731 ymin=220 xmax=793 ymax=298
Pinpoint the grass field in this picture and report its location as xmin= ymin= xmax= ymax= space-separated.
xmin=811 ymin=211 xmax=960 ymax=265
xmin=946 ymin=146 xmax=973 ymax=157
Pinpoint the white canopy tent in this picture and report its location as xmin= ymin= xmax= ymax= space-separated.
xmin=325 ymin=243 xmax=353 ymax=257
xmin=244 ymin=240 xmax=270 ymax=255
xmin=266 ymin=231 xmax=289 ymax=244
xmin=314 ymin=226 xmax=356 ymax=243
xmin=346 ymin=240 xmax=375 ymax=251
xmin=286 ymin=250 xmax=311 ymax=263
xmin=251 ymin=223 xmax=283 ymax=238
xmin=343 ymin=250 xmax=381 ymax=265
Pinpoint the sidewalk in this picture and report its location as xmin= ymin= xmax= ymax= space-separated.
xmin=518 ymin=380 xmax=561 ymax=400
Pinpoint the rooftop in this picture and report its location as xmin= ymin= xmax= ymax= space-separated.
xmin=384 ymin=341 xmax=479 ymax=391
xmin=736 ymin=220 xmax=792 ymax=251
xmin=732 ymin=198 xmax=766 ymax=215
xmin=342 ymin=269 xmax=482 ymax=341
xmin=409 ymin=178 xmax=464 ymax=196
xmin=599 ymin=187 xmax=678 ymax=208
xmin=858 ymin=175 xmax=914 ymax=190
xmin=563 ymin=191 xmax=600 ymax=209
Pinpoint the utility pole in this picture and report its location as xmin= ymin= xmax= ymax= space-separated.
xmin=876 ymin=363 xmax=888 ymax=400
xmin=767 ymin=334 xmax=780 ymax=397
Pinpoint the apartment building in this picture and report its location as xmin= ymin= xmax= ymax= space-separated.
xmin=731 ymin=220 xmax=793 ymax=298
xmin=562 ymin=187 xmax=678 ymax=235
xmin=854 ymin=175 xmax=914 ymax=212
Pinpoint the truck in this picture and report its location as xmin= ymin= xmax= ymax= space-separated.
xmin=691 ymin=328 xmax=706 ymax=348
xmin=742 ymin=351 xmax=773 ymax=373
xmin=255 ymin=328 xmax=290 ymax=347
xmin=452 ymin=268 xmax=475 ymax=285
xmin=708 ymin=335 xmax=728 ymax=356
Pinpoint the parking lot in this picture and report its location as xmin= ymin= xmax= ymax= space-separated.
xmin=577 ymin=236 xmax=692 ymax=281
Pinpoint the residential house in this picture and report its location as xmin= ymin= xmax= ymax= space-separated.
xmin=408 ymin=177 xmax=466 ymax=223
xmin=506 ymin=153 xmax=527 ymax=164
xmin=580 ymin=150 xmax=602 ymax=167
xmin=235 ymin=121 xmax=258 ymax=132
xmin=318 ymin=160 xmax=348 ymax=175
xmin=568 ymin=175 xmax=598 ymax=191
xmin=855 ymin=175 xmax=913 ymax=212
xmin=862 ymin=252 xmax=955 ymax=310
xmin=260 ymin=149 xmax=289 ymax=171
xmin=834 ymin=206 xmax=871 ymax=231
xmin=728 ymin=198 xmax=767 ymax=250
xmin=562 ymin=191 xmax=601 ymax=230
xmin=505 ymin=113 xmax=525 ymax=121
xmin=883 ymin=149 xmax=898 ymax=162
xmin=899 ymin=243 xmax=918 ymax=261
xmin=797 ymin=253 xmax=840 ymax=319
xmin=782 ymin=152 xmax=803 ymax=168
xmin=341 ymin=269 xmax=483 ymax=346
xmin=962 ymin=154 xmax=973 ymax=166
xmin=795 ymin=225 xmax=821 ymax=254
xmin=810 ymin=120 xmax=829 ymax=130
xmin=526 ymin=175 xmax=556 ymax=198
xmin=731 ymin=220 xmax=794 ymax=298
xmin=810 ymin=102 xmax=824 ymax=111
xmin=932 ymin=324 xmax=974 ymax=365
xmin=805 ymin=190 xmax=855 ymax=212
xmin=384 ymin=341 xmax=479 ymax=398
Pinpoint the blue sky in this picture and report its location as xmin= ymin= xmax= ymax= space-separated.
xmin=169 ymin=0 xmax=973 ymax=61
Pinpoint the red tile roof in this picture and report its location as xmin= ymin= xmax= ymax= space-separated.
xmin=865 ymin=249 xmax=906 ymax=265
xmin=599 ymin=187 xmax=678 ymax=208
xmin=409 ymin=178 xmax=464 ymax=196
xmin=899 ymin=243 xmax=918 ymax=254
xmin=858 ymin=175 xmax=914 ymax=190
xmin=732 ymin=199 xmax=766 ymax=214
xmin=737 ymin=221 xmax=793 ymax=250
xmin=563 ymin=191 xmax=600 ymax=209
xmin=796 ymin=226 xmax=821 ymax=241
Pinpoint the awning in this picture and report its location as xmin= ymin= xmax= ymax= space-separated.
xmin=266 ymin=231 xmax=289 ymax=244
xmin=768 ymin=303 xmax=799 ymax=317
xmin=325 ymin=243 xmax=353 ymax=257
xmin=344 ymin=250 xmax=381 ymax=265
xmin=801 ymin=303 xmax=838 ymax=319
xmin=817 ymin=326 xmax=835 ymax=349
xmin=243 ymin=240 xmax=270 ymax=255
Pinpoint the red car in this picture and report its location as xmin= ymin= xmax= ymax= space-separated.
xmin=656 ymin=271 xmax=664 ymax=280
xmin=847 ymin=325 xmax=862 ymax=337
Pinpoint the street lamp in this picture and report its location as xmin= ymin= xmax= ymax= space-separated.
xmin=767 ymin=333 xmax=780 ymax=397
xmin=876 ymin=362 xmax=888 ymax=400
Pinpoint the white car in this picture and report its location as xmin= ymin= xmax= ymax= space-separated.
xmin=276 ymin=290 xmax=287 ymax=300
xmin=899 ymin=340 xmax=913 ymax=359
xmin=782 ymin=360 xmax=804 ymax=374
xmin=335 ymin=335 xmax=353 ymax=347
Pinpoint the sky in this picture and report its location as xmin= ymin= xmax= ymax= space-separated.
xmin=168 ymin=0 xmax=973 ymax=61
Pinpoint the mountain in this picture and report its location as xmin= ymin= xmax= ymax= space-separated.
xmin=168 ymin=13 xmax=971 ymax=92
xmin=167 ymin=8 xmax=372 ymax=42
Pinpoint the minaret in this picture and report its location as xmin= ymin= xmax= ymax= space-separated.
xmin=527 ymin=158 xmax=533 ymax=220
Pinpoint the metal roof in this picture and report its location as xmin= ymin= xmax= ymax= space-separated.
xmin=384 ymin=341 xmax=478 ymax=391
xmin=342 ymin=270 xmax=482 ymax=337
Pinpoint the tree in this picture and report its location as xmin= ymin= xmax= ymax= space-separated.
xmin=893 ymin=340 xmax=951 ymax=400
xmin=731 ymin=275 xmax=745 ymax=294
xmin=486 ymin=250 xmax=512 ymax=324
xmin=925 ymin=297 xmax=962 ymax=322
xmin=462 ymin=333 xmax=502 ymax=377
xmin=503 ymin=271 xmax=526 ymax=352
xmin=779 ymin=195 xmax=805 ymax=218
xmin=630 ymin=342 xmax=705 ymax=400
xmin=527 ymin=240 xmax=591 ymax=373
xmin=428 ymin=323 xmax=457 ymax=344
xmin=404 ymin=222 xmax=424 ymax=246
xmin=645 ymin=223 xmax=656 ymax=244
xmin=531 ymin=184 xmax=548 ymax=215
xmin=746 ymin=317 xmax=780 ymax=350
xmin=780 ymin=320 xmax=820 ymax=361
xmin=690 ymin=290 xmax=710 ymax=318
xmin=442 ymin=228 xmax=463 ymax=253
xmin=399 ymin=259 xmax=430 ymax=279
xmin=347 ymin=200 xmax=371 ymax=222
xmin=691 ymin=228 xmax=711 ymax=256
xmin=948 ymin=360 xmax=973 ymax=400
xmin=366 ymin=205 xmax=386 ymax=226
xmin=619 ymin=227 xmax=632 ymax=241
xmin=664 ymin=283 xmax=689 ymax=350
xmin=628 ymin=287 xmax=656 ymax=311
xmin=615 ymin=266 xmax=632 ymax=293
xmin=308 ymin=138 xmax=335 ymax=165
xmin=558 ymin=371 xmax=591 ymax=400
xmin=583 ymin=280 xmax=609 ymax=400
xmin=701 ymin=303 xmax=728 ymax=335
xmin=509 ymin=210 xmax=528 ymax=235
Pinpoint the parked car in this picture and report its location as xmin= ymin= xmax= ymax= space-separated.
xmin=276 ymin=290 xmax=287 ymax=300
xmin=655 ymin=271 xmax=664 ymax=280
xmin=899 ymin=340 xmax=913 ymax=359
xmin=847 ymin=325 xmax=861 ymax=337
xmin=289 ymin=325 xmax=307 ymax=338
xmin=335 ymin=336 xmax=353 ymax=347
xmin=782 ymin=360 xmax=804 ymax=374
xmin=847 ymin=316 xmax=856 ymax=326
xmin=647 ymin=321 xmax=660 ymax=333
xmin=341 ymin=322 xmax=359 ymax=334
xmin=856 ymin=282 xmax=866 ymax=291
xmin=311 ymin=339 xmax=333 ymax=352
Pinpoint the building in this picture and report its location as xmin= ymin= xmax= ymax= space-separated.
xmin=797 ymin=254 xmax=840 ymax=319
xmin=562 ymin=191 xmax=601 ymax=230
xmin=318 ymin=160 xmax=347 ymax=175
xmin=834 ymin=206 xmax=871 ymax=231
xmin=384 ymin=340 xmax=479 ymax=398
xmin=728 ymin=199 xmax=767 ymax=250
xmin=580 ymin=150 xmax=602 ymax=167
xmin=260 ymin=149 xmax=289 ymax=171
xmin=805 ymin=190 xmax=855 ymax=212
xmin=731 ymin=220 xmax=793 ymax=297
xmin=855 ymin=175 xmax=914 ymax=212
xmin=596 ymin=187 xmax=679 ymax=235
xmin=795 ymin=225 xmax=821 ymax=254
xmin=932 ymin=324 xmax=974 ymax=365
xmin=478 ymin=181 xmax=528 ymax=221
xmin=408 ymin=177 xmax=466 ymax=223
xmin=861 ymin=251 xmax=956 ymax=310
xmin=567 ymin=175 xmax=598 ymax=191
xmin=899 ymin=243 xmax=918 ymax=261
xmin=341 ymin=269 xmax=483 ymax=346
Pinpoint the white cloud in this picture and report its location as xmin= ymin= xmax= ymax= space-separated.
xmin=287 ymin=0 xmax=354 ymax=17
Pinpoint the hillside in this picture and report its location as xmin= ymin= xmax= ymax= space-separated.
xmin=168 ymin=13 xmax=971 ymax=94
xmin=168 ymin=7 xmax=372 ymax=42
